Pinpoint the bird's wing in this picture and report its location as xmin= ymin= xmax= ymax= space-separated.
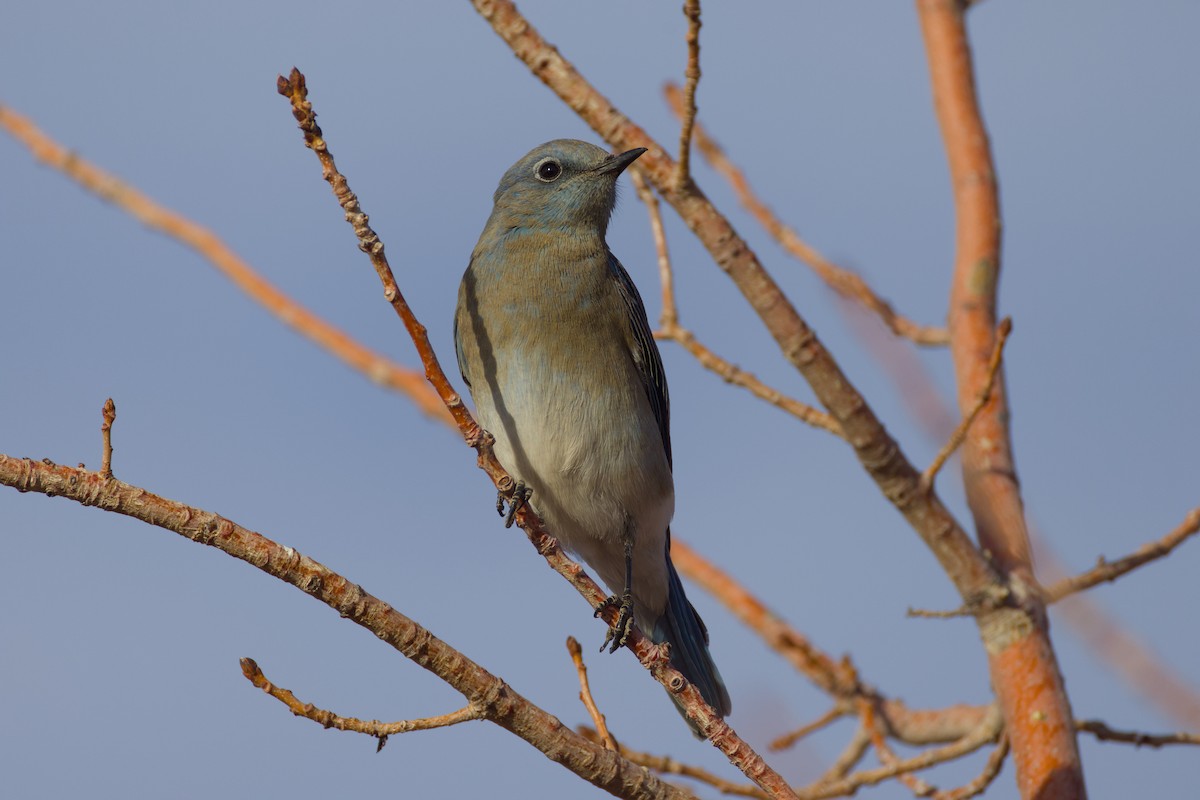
xmin=453 ymin=264 xmax=473 ymax=390
xmin=608 ymin=252 xmax=672 ymax=467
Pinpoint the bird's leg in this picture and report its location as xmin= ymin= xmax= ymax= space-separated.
xmin=496 ymin=481 xmax=532 ymax=529
xmin=597 ymin=534 xmax=635 ymax=653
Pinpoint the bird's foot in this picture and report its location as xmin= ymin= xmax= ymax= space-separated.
xmin=496 ymin=481 xmax=532 ymax=529
xmin=595 ymin=591 xmax=635 ymax=653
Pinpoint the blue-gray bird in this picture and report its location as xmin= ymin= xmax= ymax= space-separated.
xmin=454 ymin=139 xmax=731 ymax=729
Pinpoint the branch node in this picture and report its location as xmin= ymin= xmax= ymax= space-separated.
xmin=100 ymin=397 xmax=116 ymax=479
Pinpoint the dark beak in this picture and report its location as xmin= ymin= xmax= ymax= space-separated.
xmin=595 ymin=147 xmax=647 ymax=175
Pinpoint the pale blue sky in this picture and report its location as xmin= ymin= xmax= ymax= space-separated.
xmin=2 ymin=2 xmax=1197 ymax=798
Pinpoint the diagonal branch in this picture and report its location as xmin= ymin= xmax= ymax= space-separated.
xmin=629 ymin=169 xmax=842 ymax=437
xmin=0 ymin=104 xmax=449 ymax=424
xmin=567 ymin=637 xmax=619 ymax=752
xmin=663 ymin=84 xmax=949 ymax=347
xmin=920 ymin=317 xmax=1012 ymax=490
xmin=1045 ymin=507 xmax=1200 ymax=602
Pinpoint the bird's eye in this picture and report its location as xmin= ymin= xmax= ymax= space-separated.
xmin=534 ymin=158 xmax=562 ymax=182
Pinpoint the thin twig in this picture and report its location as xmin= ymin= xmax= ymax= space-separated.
xmin=100 ymin=398 xmax=116 ymax=478
xmin=629 ymin=169 xmax=842 ymax=437
xmin=1076 ymin=719 xmax=1200 ymax=747
xmin=675 ymin=0 xmax=702 ymax=190
xmin=579 ymin=729 xmax=768 ymax=799
xmin=567 ymin=637 xmax=618 ymax=751
xmin=920 ymin=317 xmax=1011 ymax=490
xmin=671 ymin=540 xmax=850 ymax=697
xmin=934 ymin=733 xmax=1009 ymax=800
xmin=630 ymin=170 xmax=678 ymax=330
xmin=818 ymin=726 xmax=871 ymax=782
xmin=906 ymin=605 xmax=972 ymax=620
xmin=663 ymin=84 xmax=949 ymax=347
xmin=769 ymin=705 xmax=847 ymax=751
xmin=240 ymin=657 xmax=483 ymax=751
xmin=0 ymin=104 xmax=449 ymax=424
xmin=672 ymin=539 xmax=994 ymax=748
xmin=1045 ymin=506 xmax=1200 ymax=602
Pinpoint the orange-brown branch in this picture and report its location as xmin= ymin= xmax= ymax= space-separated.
xmin=567 ymin=637 xmax=618 ymax=752
xmin=240 ymin=657 xmax=483 ymax=749
xmin=916 ymin=1 xmax=1084 ymax=796
xmin=0 ymin=104 xmax=449 ymax=424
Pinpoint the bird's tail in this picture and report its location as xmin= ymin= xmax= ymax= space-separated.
xmin=652 ymin=557 xmax=732 ymax=735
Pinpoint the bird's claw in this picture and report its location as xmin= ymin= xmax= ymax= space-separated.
xmin=595 ymin=592 xmax=635 ymax=653
xmin=496 ymin=481 xmax=531 ymax=529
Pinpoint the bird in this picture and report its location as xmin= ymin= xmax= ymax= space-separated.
xmin=454 ymin=139 xmax=731 ymax=730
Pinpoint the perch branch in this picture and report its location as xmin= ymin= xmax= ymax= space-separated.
xmin=0 ymin=454 xmax=689 ymax=800
xmin=276 ymin=68 xmax=800 ymax=800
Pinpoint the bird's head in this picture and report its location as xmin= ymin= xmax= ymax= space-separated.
xmin=488 ymin=139 xmax=647 ymax=236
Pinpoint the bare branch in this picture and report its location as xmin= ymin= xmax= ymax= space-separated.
xmin=581 ymin=729 xmax=767 ymax=799
xmin=1076 ymin=720 xmax=1200 ymax=748
xmin=0 ymin=455 xmax=690 ymax=800
xmin=845 ymin=271 xmax=1200 ymax=728
xmin=920 ymin=318 xmax=1012 ymax=490
xmin=672 ymin=539 xmax=995 ymax=748
xmin=935 ymin=733 xmax=1010 ymax=800
xmin=674 ymin=0 xmax=701 ymax=190
xmin=1046 ymin=507 xmax=1200 ymax=602
xmin=819 ymin=726 xmax=871 ymax=782
xmin=769 ymin=705 xmax=846 ymax=752
xmin=567 ymin=637 xmax=618 ymax=752
xmin=240 ymin=657 xmax=483 ymax=750
xmin=858 ymin=699 xmax=1002 ymax=798
xmin=0 ymin=104 xmax=449 ymax=424
xmin=629 ymin=170 xmax=842 ymax=437
xmin=663 ymin=84 xmax=949 ymax=347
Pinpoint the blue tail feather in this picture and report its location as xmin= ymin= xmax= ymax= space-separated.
xmin=653 ymin=555 xmax=731 ymax=733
